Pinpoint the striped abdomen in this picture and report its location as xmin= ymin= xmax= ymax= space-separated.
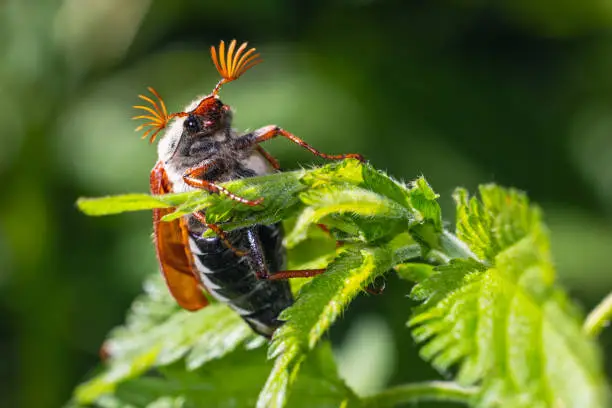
xmin=188 ymin=223 xmax=293 ymax=337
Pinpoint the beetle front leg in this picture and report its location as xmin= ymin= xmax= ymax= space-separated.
xmin=183 ymin=161 xmax=264 ymax=206
xmin=237 ymin=125 xmax=366 ymax=162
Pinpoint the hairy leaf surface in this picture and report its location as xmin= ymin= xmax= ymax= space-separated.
xmin=75 ymin=162 xmax=609 ymax=408
xmin=74 ymin=275 xmax=259 ymax=405
xmin=407 ymin=186 xmax=608 ymax=407
xmin=258 ymin=236 xmax=418 ymax=408
xmin=109 ymin=344 xmax=354 ymax=408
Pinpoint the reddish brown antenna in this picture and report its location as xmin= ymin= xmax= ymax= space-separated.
xmin=210 ymin=39 xmax=262 ymax=95
xmin=133 ymin=40 xmax=261 ymax=142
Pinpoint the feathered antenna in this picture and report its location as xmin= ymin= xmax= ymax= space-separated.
xmin=132 ymin=87 xmax=183 ymax=143
xmin=210 ymin=39 xmax=262 ymax=95
xmin=133 ymin=41 xmax=260 ymax=142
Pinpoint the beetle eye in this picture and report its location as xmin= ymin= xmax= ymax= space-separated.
xmin=184 ymin=115 xmax=200 ymax=133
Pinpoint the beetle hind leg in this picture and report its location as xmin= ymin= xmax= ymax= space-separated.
xmin=192 ymin=212 xmax=249 ymax=257
xmin=257 ymin=268 xmax=326 ymax=280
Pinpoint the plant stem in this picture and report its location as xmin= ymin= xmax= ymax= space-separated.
xmin=360 ymin=381 xmax=477 ymax=407
xmin=583 ymin=291 xmax=612 ymax=338
xmin=393 ymin=243 xmax=421 ymax=263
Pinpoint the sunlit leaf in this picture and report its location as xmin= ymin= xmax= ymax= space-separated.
xmin=407 ymin=185 xmax=609 ymax=407
xmin=258 ymin=238 xmax=418 ymax=408
xmin=285 ymin=185 xmax=411 ymax=247
xmin=394 ymin=262 xmax=435 ymax=283
xmin=75 ymin=160 xmax=609 ymax=408
xmin=76 ymin=193 xmax=194 ymax=216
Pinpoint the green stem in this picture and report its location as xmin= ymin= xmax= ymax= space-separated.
xmin=393 ymin=243 xmax=421 ymax=263
xmin=583 ymin=291 xmax=612 ymax=338
xmin=360 ymin=381 xmax=477 ymax=407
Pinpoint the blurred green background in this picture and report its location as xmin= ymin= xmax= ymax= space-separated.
xmin=2 ymin=1 xmax=612 ymax=407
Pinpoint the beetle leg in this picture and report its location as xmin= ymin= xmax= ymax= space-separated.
xmin=255 ymin=145 xmax=281 ymax=170
xmin=315 ymin=223 xmax=345 ymax=248
xmin=262 ymin=267 xmax=383 ymax=294
xmin=192 ymin=212 xmax=249 ymax=257
xmin=242 ymin=229 xmax=326 ymax=281
xmin=257 ymin=269 xmax=326 ymax=280
xmin=247 ymin=125 xmax=366 ymax=162
xmin=183 ymin=161 xmax=264 ymax=206
xmin=240 ymin=227 xmax=337 ymax=281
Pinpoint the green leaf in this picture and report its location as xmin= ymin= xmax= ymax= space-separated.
xmin=257 ymin=249 xmax=364 ymax=408
xmin=75 ymin=159 xmax=610 ymax=408
xmin=394 ymin=263 xmax=435 ymax=283
xmin=284 ymin=163 xmax=423 ymax=248
xmin=164 ymin=168 xmax=307 ymax=224
xmin=76 ymin=192 xmax=196 ymax=216
xmin=75 ymin=159 xmax=416 ymax=238
xmin=288 ymin=341 xmax=359 ymax=408
xmin=285 ymin=185 xmax=411 ymax=247
xmin=73 ymin=274 xmax=259 ymax=405
xmin=403 ymin=177 xmax=445 ymax=255
xmin=408 ymin=177 xmax=442 ymax=231
xmin=112 ymin=342 xmax=355 ymax=408
xmin=453 ymin=185 xmax=537 ymax=263
xmin=113 ymin=349 xmax=269 ymax=408
xmin=300 ymin=158 xmax=365 ymax=187
xmin=360 ymin=165 xmax=411 ymax=209
xmin=65 ymin=395 xmax=139 ymax=408
xmin=584 ymin=291 xmax=612 ymax=338
xmin=258 ymin=239 xmax=416 ymax=408
xmin=409 ymin=185 xmax=609 ymax=407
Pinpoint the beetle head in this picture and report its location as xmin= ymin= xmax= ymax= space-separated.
xmin=133 ymin=40 xmax=262 ymax=143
